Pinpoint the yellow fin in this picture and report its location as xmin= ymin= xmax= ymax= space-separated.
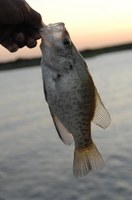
xmin=73 ymin=143 xmax=104 ymax=177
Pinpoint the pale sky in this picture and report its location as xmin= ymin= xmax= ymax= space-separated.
xmin=0 ymin=0 xmax=132 ymax=62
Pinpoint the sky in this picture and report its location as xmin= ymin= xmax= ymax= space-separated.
xmin=0 ymin=0 xmax=132 ymax=62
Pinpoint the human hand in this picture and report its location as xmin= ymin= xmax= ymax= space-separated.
xmin=0 ymin=0 xmax=42 ymax=52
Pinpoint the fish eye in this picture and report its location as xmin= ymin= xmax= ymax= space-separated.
xmin=63 ymin=38 xmax=70 ymax=46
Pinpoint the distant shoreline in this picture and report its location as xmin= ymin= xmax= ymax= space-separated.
xmin=0 ymin=43 xmax=132 ymax=71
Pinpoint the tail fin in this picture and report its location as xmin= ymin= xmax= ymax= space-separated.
xmin=73 ymin=143 xmax=104 ymax=177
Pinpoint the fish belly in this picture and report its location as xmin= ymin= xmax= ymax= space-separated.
xmin=46 ymin=68 xmax=95 ymax=143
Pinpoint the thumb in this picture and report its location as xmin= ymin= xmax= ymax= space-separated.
xmin=24 ymin=7 xmax=43 ymax=29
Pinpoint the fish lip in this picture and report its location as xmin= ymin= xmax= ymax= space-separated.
xmin=40 ymin=22 xmax=66 ymax=41
xmin=47 ymin=22 xmax=65 ymax=30
xmin=40 ymin=22 xmax=65 ymax=34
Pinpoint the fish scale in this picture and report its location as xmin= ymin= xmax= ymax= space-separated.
xmin=40 ymin=22 xmax=111 ymax=177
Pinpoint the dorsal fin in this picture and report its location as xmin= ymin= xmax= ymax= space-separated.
xmin=92 ymin=88 xmax=111 ymax=129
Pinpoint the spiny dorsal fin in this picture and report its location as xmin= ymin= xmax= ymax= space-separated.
xmin=92 ymin=88 xmax=111 ymax=129
xmin=50 ymin=113 xmax=74 ymax=145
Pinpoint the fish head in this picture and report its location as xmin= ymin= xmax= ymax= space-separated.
xmin=40 ymin=22 xmax=73 ymax=70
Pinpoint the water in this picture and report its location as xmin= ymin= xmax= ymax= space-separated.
xmin=0 ymin=50 xmax=132 ymax=200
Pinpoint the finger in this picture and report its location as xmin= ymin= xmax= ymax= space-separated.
xmin=13 ymin=32 xmax=26 ymax=48
xmin=25 ymin=8 xmax=43 ymax=29
xmin=22 ymin=26 xmax=40 ymax=48
xmin=26 ymin=37 xmax=37 ymax=48
xmin=12 ymin=26 xmax=39 ymax=49
xmin=31 ymin=31 xmax=41 ymax=40
xmin=1 ymin=37 xmax=18 ymax=52
xmin=0 ymin=25 xmax=15 ymax=44
xmin=26 ymin=27 xmax=41 ymax=40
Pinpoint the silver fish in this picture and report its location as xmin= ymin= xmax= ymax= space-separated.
xmin=40 ymin=22 xmax=111 ymax=177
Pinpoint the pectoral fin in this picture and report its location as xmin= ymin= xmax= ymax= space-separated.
xmin=41 ymin=73 xmax=48 ymax=102
xmin=92 ymin=88 xmax=111 ymax=129
xmin=50 ymin=111 xmax=74 ymax=145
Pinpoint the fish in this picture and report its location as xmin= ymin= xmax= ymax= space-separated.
xmin=40 ymin=22 xmax=111 ymax=177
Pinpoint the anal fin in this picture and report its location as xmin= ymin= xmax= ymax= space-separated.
xmin=92 ymin=88 xmax=111 ymax=129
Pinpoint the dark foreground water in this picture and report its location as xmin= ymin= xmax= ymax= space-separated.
xmin=0 ymin=50 xmax=132 ymax=200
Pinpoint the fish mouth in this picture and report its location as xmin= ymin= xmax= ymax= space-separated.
xmin=40 ymin=22 xmax=65 ymax=40
xmin=47 ymin=22 xmax=65 ymax=32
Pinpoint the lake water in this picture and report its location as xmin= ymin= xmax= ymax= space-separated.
xmin=0 ymin=50 xmax=132 ymax=200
